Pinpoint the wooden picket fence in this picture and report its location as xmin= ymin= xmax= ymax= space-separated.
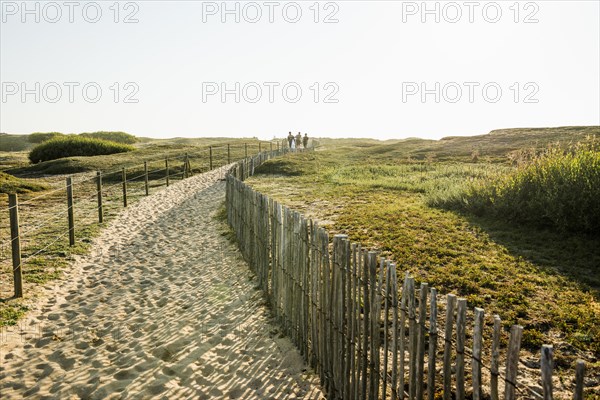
xmin=225 ymin=155 xmax=588 ymax=400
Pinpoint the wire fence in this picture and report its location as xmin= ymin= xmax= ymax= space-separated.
xmin=225 ymin=150 xmax=588 ymax=400
xmin=0 ymin=139 xmax=284 ymax=300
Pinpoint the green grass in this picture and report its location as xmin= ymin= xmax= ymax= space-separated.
xmin=246 ymin=127 xmax=600 ymax=377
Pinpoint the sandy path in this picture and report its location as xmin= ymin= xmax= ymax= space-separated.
xmin=0 ymin=167 xmax=325 ymax=399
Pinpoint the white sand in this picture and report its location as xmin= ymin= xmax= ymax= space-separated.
xmin=0 ymin=166 xmax=325 ymax=399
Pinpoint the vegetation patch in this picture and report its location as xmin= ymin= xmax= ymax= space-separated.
xmin=431 ymin=143 xmax=600 ymax=235
xmin=0 ymin=171 xmax=47 ymax=194
xmin=79 ymin=131 xmax=138 ymax=144
xmin=28 ymin=132 xmax=64 ymax=144
xmin=0 ymin=303 xmax=29 ymax=327
xmin=29 ymin=136 xmax=135 ymax=164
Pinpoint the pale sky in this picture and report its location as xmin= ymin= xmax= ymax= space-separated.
xmin=1 ymin=0 xmax=599 ymax=140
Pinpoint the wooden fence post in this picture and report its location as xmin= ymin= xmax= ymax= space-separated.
xmin=183 ymin=154 xmax=188 ymax=179
xmin=541 ymin=345 xmax=553 ymax=400
xmin=504 ymin=325 xmax=523 ymax=400
xmin=165 ymin=158 xmax=170 ymax=186
xmin=259 ymin=142 xmax=262 ymax=153
xmin=66 ymin=177 xmax=75 ymax=246
xmin=574 ymin=360 xmax=585 ymax=400
xmin=227 ymin=144 xmax=231 ymax=164
xmin=144 ymin=161 xmax=149 ymax=195
xmin=96 ymin=171 xmax=103 ymax=223
xmin=472 ymin=308 xmax=485 ymax=400
xmin=8 ymin=194 xmax=23 ymax=298
xmin=245 ymin=143 xmax=248 ymax=158
xmin=443 ymin=294 xmax=457 ymax=400
xmin=122 ymin=167 xmax=127 ymax=207
xmin=209 ymin=146 xmax=213 ymax=170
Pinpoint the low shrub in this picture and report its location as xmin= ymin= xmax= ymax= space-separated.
xmin=79 ymin=131 xmax=138 ymax=144
xmin=29 ymin=136 xmax=135 ymax=164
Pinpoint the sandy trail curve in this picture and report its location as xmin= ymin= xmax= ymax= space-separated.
xmin=0 ymin=166 xmax=325 ymax=399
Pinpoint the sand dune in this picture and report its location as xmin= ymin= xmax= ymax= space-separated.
xmin=0 ymin=166 xmax=325 ymax=399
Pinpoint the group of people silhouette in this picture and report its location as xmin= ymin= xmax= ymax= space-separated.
xmin=287 ymin=132 xmax=309 ymax=150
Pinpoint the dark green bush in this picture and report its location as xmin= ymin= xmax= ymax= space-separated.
xmin=79 ymin=131 xmax=138 ymax=144
xmin=29 ymin=136 xmax=135 ymax=163
xmin=432 ymin=144 xmax=600 ymax=235
xmin=28 ymin=132 xmax=64 ymax=144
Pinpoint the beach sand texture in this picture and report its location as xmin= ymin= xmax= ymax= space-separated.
xmin=0 ymin=166 xmax=325 ymax=399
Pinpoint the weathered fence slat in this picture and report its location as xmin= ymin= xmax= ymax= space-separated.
xmin=505 ymin=325 xmax=523 ymax=400
xmin=399 ymin=273 xmax=409 ymax=399
xmin=390 ymin=264 xmax=399 ymax=400
xmin=443 ymin=294 xmax=457 ymax=400
xmin=491 ymin=314 xmax=501 ymax=400
xmin=541 ymin=345 xmax=553 ymax=400
xmin=407 ymin=276 xmax=417 ymax=400
xmin=361 ymin=250 xmax=369 ymax=400
xmin=416 ymin=282 xmax=429 ymax=400
xmin=368 ymin=251 xmax=380 ymax=400
xmin=456 ymin=298 xmax=467 ymax=400
xmin=472 ymin=307 xmax=484 ymax=400
xmin=427 ymin=288 xmax=438 ymax=400
xmin=382 ymin=260 xmax=392 ymax=400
